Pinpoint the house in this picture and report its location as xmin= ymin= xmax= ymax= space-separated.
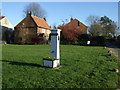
xmin=58 ymin=18 xmax=88 ymax=41
xmin=0 ymin=16 xmax=13 ymax=43
xmin=14 ymin=12 xmax=51 ymax=44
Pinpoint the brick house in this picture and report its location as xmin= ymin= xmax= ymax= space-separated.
xmin=0 ymin=16 xmax=13 ymax=43
xmin=14 ymin=12 xmax=51 ymax=44
xmin=58 ymin=18 xmax=88 ymax=41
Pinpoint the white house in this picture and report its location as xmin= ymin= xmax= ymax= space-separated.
xmin=0 ymin=16 xmax=13 ymax=43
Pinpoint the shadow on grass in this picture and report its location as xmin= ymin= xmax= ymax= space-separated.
xmin=0 ymin=60 xmax=46 ymax=68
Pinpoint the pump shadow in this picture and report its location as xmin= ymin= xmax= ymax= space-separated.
xmin=0 ymin=60 xmax=45 ymax=68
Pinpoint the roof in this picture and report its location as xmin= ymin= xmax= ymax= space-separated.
xmin=15 ymin=15 xmax=51 ymax=29
xmin=31 ymin=16 xmax=51 ymax=29
xmin=0 ymin=16 xmax=5 ymax=20
xmin=58 ymin=19 xmax=88 ymax=30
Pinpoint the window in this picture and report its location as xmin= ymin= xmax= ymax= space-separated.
xmin=37 ymin=34 xmax=44 ymax=37
xmin=42 ymin=29 xmax=45 ymax=33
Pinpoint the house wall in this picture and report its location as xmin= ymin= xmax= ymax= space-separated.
xmin=14 ymin=15 xmax=51 ymax=44
xmin=0 ymin=17 xmax=13 ymax=43
xmin=14 ymin=27 xmax=37 ymax=44
xmin=37 ymin=27 xmax=51 ymax=40
xmin=1 ymin=17 xmax=13 ymax=30
xmin=14 ymin=16 xmax=37 ymax=44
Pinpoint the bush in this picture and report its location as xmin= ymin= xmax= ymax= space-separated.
xmin=91 ymin=36 xmax=106 ymax=46
xmin=31 ymin=37 xmax=44 ymax=45
xmin=117 ymin=35 xmax=120 ymax=41
xmin=77 ymin=34 xmax=91 ymax=46
xmin=117 ymin=35 xmax=120 ymax=45
xmin=78 ymin=41 xmax=87 ymax=46
xmin=78 ymin=34 xmax=90 ymax=41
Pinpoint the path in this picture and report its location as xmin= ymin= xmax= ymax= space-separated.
xmin=106 ymin=43 xmax=120 ymax=60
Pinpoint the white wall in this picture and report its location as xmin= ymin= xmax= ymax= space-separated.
xmin=0 ymin=17 xmax=13 ymax=41
xmin=1 ymin=17 xmax=13 ymax=30
xmin=41 ymin=28 xmax=51 ymax=34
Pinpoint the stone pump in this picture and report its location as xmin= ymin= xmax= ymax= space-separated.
xmin=43 ymin=29 xmax=61 ymax=68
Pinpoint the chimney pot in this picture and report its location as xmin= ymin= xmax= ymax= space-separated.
xmin=27 ymin=11 xmax=32 ymax=17
xmin=44 ymin=18 xmax=46 ymax=21
xmin=70 ymin=17 xmax=73 ymax=21
xmin=29 ymin=11 xmax=32 ymax=16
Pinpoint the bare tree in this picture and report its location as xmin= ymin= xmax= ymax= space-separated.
xmin=100 ymin=16 xmax=117 ymax=37
xmin=86 ymin=15 xmax=102 ymax=36
xmin=89 ymin=22 xmax=102 ymax=36
xmin=106 ymin=21 xmax=117 ymax=37
xmin=60 ymin=19 xmax=69 ymax=26
xmin=23 ymin=2 xmax=47 ymax=18
xmin=86 ymin=15 xmax=118 ymax=37
xmin=86 ymin=15 xmax=101 ymax=25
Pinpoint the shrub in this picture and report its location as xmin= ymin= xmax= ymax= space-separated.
xmin=31 ymin=37 xmax=44 ymax=45
xmin=117 ymin=35 xmax=120 ymax=41
xmin=78 ymin=41 xmax=87 ymax=46
xmin=91 ymin=36 xmax=106 ymax=46
xmin=117 ymin=35 xmax=120 ymax=45
xmin=77 ymin=34 xmax=91 ymax=45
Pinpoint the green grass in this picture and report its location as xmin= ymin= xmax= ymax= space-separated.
xmin=2 ymin=45 xmax=119 ymax=88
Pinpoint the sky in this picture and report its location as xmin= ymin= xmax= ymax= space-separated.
xmin=1 ymin=2 xmax=118 ymax=29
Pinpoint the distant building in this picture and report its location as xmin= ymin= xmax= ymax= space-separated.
xmin=58 ymin=18 xmax=88 ymax=41
xmin=0 ymin=16 xmax=13 ymax=43
xmin=14 ymin=12 xmax=51 ymax=44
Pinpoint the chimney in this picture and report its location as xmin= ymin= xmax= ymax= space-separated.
xmin=44 ymin=18 xmax=46 ymax=21
xmin=29 ymin=11 xmax=32 ymax=16
xmin=70 ymin=17 xmax=73 ymax=21
xmin=27 ymin=11 xmax=32 ymax=17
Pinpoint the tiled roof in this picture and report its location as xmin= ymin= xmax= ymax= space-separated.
xmin=31 ymin=16 xmax=51 ymax=29
xmin=58 ymin=18 xmax=88 ymax=35
xmin=15 ymin=15 xmax=51 ymax=29
xmin=58 ymin=19 xmax=88 ymax=29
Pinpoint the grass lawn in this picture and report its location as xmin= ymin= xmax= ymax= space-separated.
xmin=2 ymin=45 xmax=119 ymax=88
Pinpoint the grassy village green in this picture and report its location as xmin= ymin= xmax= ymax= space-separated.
xmin=2 ymin=45 xmax=119 ymax=88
